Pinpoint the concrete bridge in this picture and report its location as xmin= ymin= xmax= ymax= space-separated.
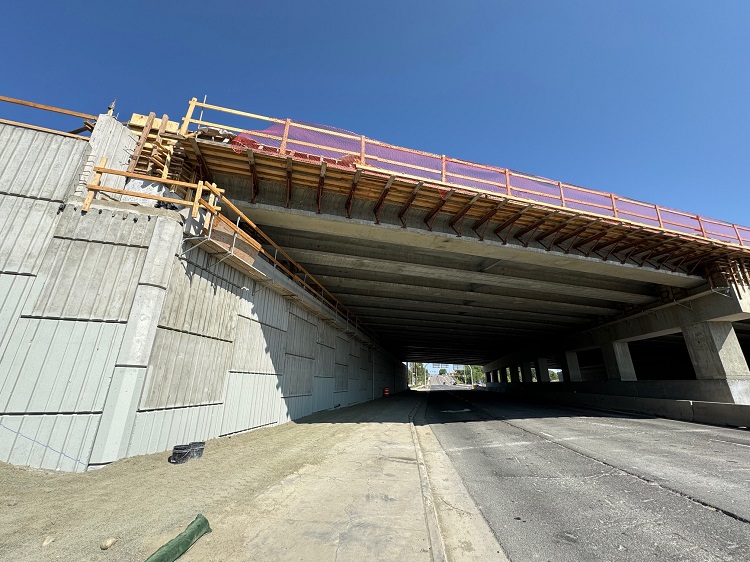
xmin=1 ymin=97 xmax=749 ymax=472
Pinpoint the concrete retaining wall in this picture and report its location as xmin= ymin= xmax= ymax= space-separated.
xmin=0 ymin=121 xmax=405 ymax=472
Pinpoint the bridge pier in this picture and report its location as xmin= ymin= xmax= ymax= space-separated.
xmin=682 ymin=321 xmax=750 ymax=404
xmin=535 ymin=358 xmax=550 ymax=382
xmin=602 ymin=341 xmax=638 ymax=381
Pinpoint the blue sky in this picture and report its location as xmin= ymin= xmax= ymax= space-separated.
xmin=3 ymin=1 xmax=749 ymax=225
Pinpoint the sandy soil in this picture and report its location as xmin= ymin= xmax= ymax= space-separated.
xmin=0 ymin=395 xmax=427 ymax=562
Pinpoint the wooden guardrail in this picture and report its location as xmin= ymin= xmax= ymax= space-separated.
xmin=179 ymin=97 xmax=750 ymax=248
xmin=85 ymin=162 xmax=373 ymax=339
xmin=0 ymin=95 xmax=99 ymax=140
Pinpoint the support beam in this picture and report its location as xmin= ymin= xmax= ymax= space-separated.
xmin=424 ymin=189 xmax=455 ymax=230
xmin=398 ymin=181 xmax=423 ymax=227
xmin=521 ymin=361 xmax=534 ymax=383
xmin=316 ymin=161 xmax=327 ymax=214
xmin=493 ymin=204 xmax=533 ymax=243
xmin=601 ymin=341 xmax=637 ymax=381
xmin=372 ymin=175 xmax=395 ymax=224
xmin=551 ymin=219 xmax=601 ymax=250
xmin=246 ymin=150 xmax=259 ymax=204
xmin=514 ymin=211 xmax=559 ymax=247
xmin=535 ymin=358 xmax=550 ymax=382
xmin=561 ymin=351 xmax=582 ymax=382
xmin=188 ymin=136 xmax=213 ymax=182
xmin=345 ymin=169 xmax=362 ymax=218
xmin=682 ymin=321 xmax=750 ymax=404
xmin=285 ymin=157 xmax=293 ymax=208
xmin=449 ymin=193 xmax=481 ymax=236
xmin=471 ymin=200 xmax=506 ymax=240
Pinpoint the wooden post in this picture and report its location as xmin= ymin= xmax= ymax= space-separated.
xmin=733 ymin=224 xmax=744 ymax=246
xmin=559 ymin=181 xmax=567 ymax=208
xmin=610 ymin=193 xmax=617 ymax=217
xmin=83 ymin=157 xmax=107 ymax=212
xmin=179 ymin=98 xmax=197 ymax=136
xmin=505 ymin=169 xmax=511 ymax=195
xmin=360 ymin=135 xmax=366 ymax=164
xmin=441 ymin=155 xmax=447 ymax=183
xmin=696 ymin=216 xmax=707 ymax=238
xmin=192 ymin=181 xmax=204 ymax=218
xmin=279 ymin=118 xmax=291 ymax=154
xmin=655 ymin=205 xmax=664 ymax=228
xmin=128 ymin=112 xmax=154 ymax=173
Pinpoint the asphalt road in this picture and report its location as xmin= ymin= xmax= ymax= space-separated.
xmin=425 ymin=388 xmax=750 ymax=562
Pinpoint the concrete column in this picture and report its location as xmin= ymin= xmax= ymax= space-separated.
xmin=521 ymin=362 xmax=534 ymax=383
xmin=500 ymin=368 xmax=509 ymax=383
xmin=535 ymin=358 xmax=550 ymax=382
xmin=510 ymin=365 xmax=521 ymax=383
xmin=602 ymin=341 xmax=637 ymax=381
xmin=682 ymin=321 xmax=750 ymax=404
xmin=89 ymin=216 xmax=184 ymax=464
xmin=561 ymin=351 xmax=582 ymax=382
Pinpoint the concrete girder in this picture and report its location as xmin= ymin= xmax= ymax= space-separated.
xmin=310 ymin=276 xmax=620 ymax=316
xmin=286 ymin=248 xmax=656 ymax=305
xmin=566 ymin=287 xmax=750 ymax=350
xmin=242 ymin=202 xmax=705 ymax=289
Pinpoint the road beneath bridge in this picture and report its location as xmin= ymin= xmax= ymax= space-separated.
xmin=425 ymin=387 xmax=750 ymax=561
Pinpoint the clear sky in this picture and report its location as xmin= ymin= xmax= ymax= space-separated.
xmin=3 ymin=1 xmax=749 ymax=225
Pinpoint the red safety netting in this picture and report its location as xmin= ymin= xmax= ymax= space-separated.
xmin=229 ymin=121 xmax=749 ymax=247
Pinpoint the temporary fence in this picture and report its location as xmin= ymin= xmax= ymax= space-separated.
xmin=179 ymin=98 xmax=750 ymax=248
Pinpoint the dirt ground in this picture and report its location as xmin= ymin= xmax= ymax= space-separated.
xmin=0 ymin=395 xmax=432 ymax=562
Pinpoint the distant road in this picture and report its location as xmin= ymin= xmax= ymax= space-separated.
xmin=425 ymin=390 xmax=750 ymax=561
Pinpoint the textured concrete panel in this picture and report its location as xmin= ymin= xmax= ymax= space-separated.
xmin=0 ymin=124 xmax=89 ymax=201
xmin=0 ymin=273 xmax=35 ymax=355
xmin=159 ymin=255 xmax=240 ymax=342
xmin=0 ymin=413 xmax=100 ymax=472
xmin=334 ymin=364 xmax=349 ymax=392
xmin=140 ymin=328 xmax=232 ymax=409
xmin=315 ymin=343 xmax=335 ymax=378
xmin=278 ymin=394 xmax=313 ymax=423
xmin=282 ymin=354 xmax=314 ymax=397
xmin=313 ymin=376 xmax=335 ymax=412
xmin=237 ymin=282 xmax=289 ymax=331
xmin=0 ymin=318 xmax=124 ymax=413
xmin=231 ymin=316 xmax=285 ymax=374
xmin=335 ymin=336 xmax=349 ymax=366
xmin=127 ymin=403 xmax=224 ymax=457
xmin=220 ymin=372 xmax=282 ymax=436
xmin=286 ymin=311 xmax=317 ymax=359
xmin=54 ymin=203 xmax=157 ymax=246
xmin=28 ymin=238 xmax=146 ymax=321
xmin=76 ymin=114 xmax=136 ymax=198
xmin=0 ymin=195 xmax=61 ymax=275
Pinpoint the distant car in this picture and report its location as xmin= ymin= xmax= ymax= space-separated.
xmin=452 ymin=381 xmax=457 ymax=385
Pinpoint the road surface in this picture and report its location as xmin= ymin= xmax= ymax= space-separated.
xmin=425 ymin=387 xmax=750 ymax=561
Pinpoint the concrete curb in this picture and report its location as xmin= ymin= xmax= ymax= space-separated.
xmin=408 ymin=398 xmax=447 ymax=562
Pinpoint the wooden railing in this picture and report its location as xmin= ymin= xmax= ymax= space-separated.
xmin=0 ymin=95 xmax=99 ymax=140
xmin=179 ymin=97 xmax=750 ymax=248
xmin=85 ymin=162 xmax=373 ymax=340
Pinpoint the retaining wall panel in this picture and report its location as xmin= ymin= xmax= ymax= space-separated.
xmin=282 ymin=354 xmax=315 ymax=396
xmin=220 ymin=372 xmax=281 ymax=435
xmin=0 ymin=413 xmax=100 ymax=472
xmin=0 ymin=124 xmax=88 ymax=201
xmin=237 ymin=283 xmax=289 ymax=331
xmin=231 ymin=316 xmax=285 ymax=374
xmin=0 ymin=195 xmax=61 ymax=275
xmin=127 ymin=404 xmax=223 ymax=457
xmin=0 ymin=318 xmax=124 ymax=414
xmin=159 ymin=255 xmax=239 ymax=342
xmin=313 ymin=376 xmax=335 ymax=412
xmin=334 ymin=364 xmax=349 ymax=392
xmin=28 ymin=239 xmax=146 ymax=321
xmin=0 ymin=273 xmax=35 ymax=356
xmin=278 ymin=394 xmax=313 ymax=423
xmin=286 ymin=312 xmax=317 ymax=359
xmin=139 ymin=328 xmax=232 ymax=410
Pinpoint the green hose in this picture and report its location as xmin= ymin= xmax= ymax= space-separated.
xmin=144 ymin=514 xmax=211 ymax=562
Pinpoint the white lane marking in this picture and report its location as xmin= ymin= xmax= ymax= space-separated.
xmin=440 ymin=409 xmax=471 ymax=413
